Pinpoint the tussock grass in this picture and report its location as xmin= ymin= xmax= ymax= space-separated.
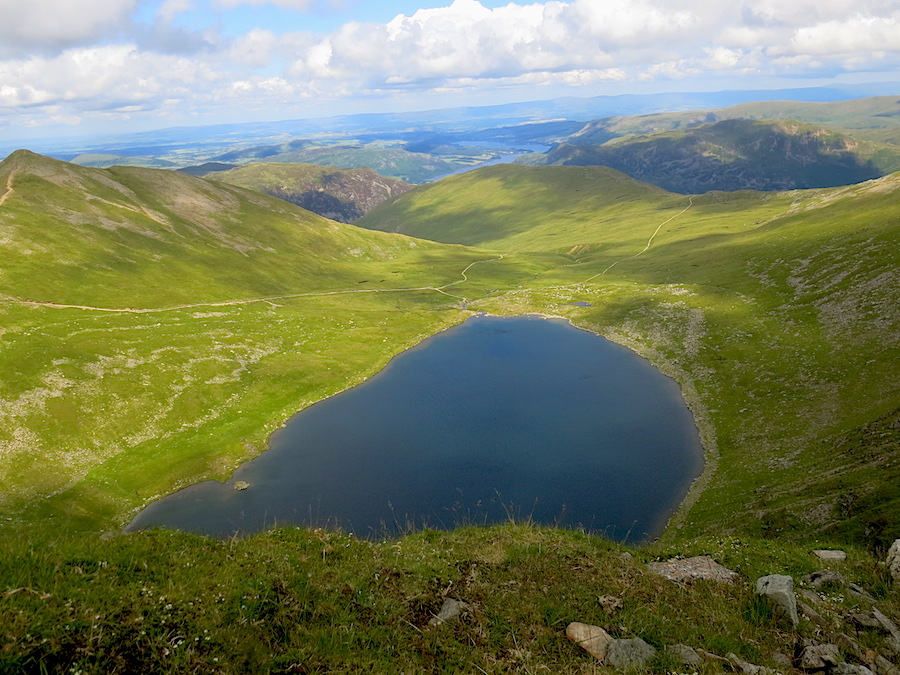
xmin=4 ymin=524 xmax=894 ymax=674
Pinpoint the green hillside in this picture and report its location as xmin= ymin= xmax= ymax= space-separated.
xmin=0 ymin=151 xmax=546 ymax=529
xmin=534 ymin=119 xmax=900 ymax=193
xmin=360 ymin=164 xmax=900 ymax=542
xmin=211 ymin=162 xmax=412 ymax=223
xmin=1 ymin=152 xmax=899 ymax=673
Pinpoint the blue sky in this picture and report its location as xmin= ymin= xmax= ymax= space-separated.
xmin=1 ymin=0 xmax=898 ymax=140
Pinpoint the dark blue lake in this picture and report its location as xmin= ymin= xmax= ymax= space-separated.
xmin=126 ymin=315 xmax=703 ymax=542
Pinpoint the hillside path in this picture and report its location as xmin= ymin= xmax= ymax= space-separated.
xmin=580 ymin=196 xmax=693 ymax=283
xmin=0 ymin=172 xmax=14 ymax=207
xmin=0 ymin=253 xmax=506 ymax=314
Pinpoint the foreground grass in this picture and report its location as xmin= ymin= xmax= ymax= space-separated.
xmin=3 ymin=524 xmax=896 ymax=674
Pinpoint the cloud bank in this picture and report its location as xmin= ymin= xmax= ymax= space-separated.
xmin=0 ymin=0 xmax=898 ymax=133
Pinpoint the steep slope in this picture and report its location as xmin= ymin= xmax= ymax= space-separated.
xmin=537 ymin=119 xmax=900 ymax=193
xmin=361 ymin=164 xmax=900 ymax=543
xmin=359 ymin=164 xmax=676 ymax=249
xmin=0 ymin=150 xmax=440 ymax=307
xmin=211 ymin=162 xmax=413 ymax=223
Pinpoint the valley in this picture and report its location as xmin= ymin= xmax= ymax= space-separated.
xmin=1 ymin=94 xmax=898 ymax=673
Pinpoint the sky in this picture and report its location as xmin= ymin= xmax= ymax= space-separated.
xmin=1 ymin=0 xmax=899 ymax=140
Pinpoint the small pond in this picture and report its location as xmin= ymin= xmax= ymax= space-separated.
xmin=126 ymin=315 xmax=703 ymax=542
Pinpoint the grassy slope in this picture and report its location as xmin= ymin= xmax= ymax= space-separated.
xmin=0 ymin=151 xmax=551 ymax=529
xmin=2 ymin=524 xmax=896 ymax=673
xmin=360 ymin=164 xmax=900 ymax=544
xmin=540 ymin=119 xmax=900 ymax=193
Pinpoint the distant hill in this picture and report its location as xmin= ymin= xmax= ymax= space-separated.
xmin=532 ymin=119 xmax=900 ymax=193
xmin=70 ymin=153 xmax=179 ymax=169
xmin=567 ymin=95 xmax=900 ymax=145
xmin=212 ymin=143 xmax=464 ymax=184
xmin=211 ymin=162 xmax=413 ymax=223
xmin=177 ymin=162 xmax=237 ymax=176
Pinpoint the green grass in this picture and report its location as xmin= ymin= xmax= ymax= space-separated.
xmin=4 ymin=523 xmax=894 ymax=674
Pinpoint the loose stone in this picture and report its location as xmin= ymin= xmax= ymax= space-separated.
xmin=647 ymin=555 xmax=739 ymax=583
xmin=606 ymin=638 xmax=657 ymax=669
xmin=565 ymin=622 xmax=613 ymax=662
xmin=798 ymin=644 xmax=841 ymax=670
xmin=887 ymin=540 xmax=900 ymax=582
xmin=428 ymin=598 xmax=469 ymax=626
xmin=665 ymin=644 xmax=703 ymax=667
xmin=756 ymin=574 xmax=799 ymax=629
xmin=813 ymin=549 xmax=847 ymax=561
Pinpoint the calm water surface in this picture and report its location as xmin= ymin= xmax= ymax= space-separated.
xmin=127 ymin=315 xmax=703 ymax=542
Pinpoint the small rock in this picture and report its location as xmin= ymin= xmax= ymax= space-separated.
xmin=806 ymin=570 xmax=846 ymax=588
xmin=888 ymin=540 xmax=900 ymax=582
xmin=598 ymin=595 xmax=624 ymax=614
xmin=848 ymin=583 xmax=877 ymax=603
xmin=885 ymin=636 xmax=900 ymax=658
xmin=813 ymin=549 xmax=847 ymax=562
xmin=647 ymin=556 xmax=739 ymax=583
xmin=665 ymin=644 xmax=703 ymax=667
xmin=756 ymin=574 xmax=799 ymax=629
xmin=798 ymin=644 xmax=841 ymax=670
xmin=832 ymin=665 xmax=874 ymax=675
xmin=850 ymin=610 xmax=883 ymax=630
xmin=798 ymin=601 xmax=827 ymax=626
xmin=875 ymin=655 xmax=900 ymax=675
xmin=799 ymin=589 xmax=824 ymax=606
xmin=697 ymin=648 xmax=731 ymax=664
xmin=566 ymin=622 xmax=613 ymax=662
xmin=770 ymin=652 xmax=793 ymax=668
xmin=727 ymin=653 xmax=778 ymax=675
xmin=428 ymin=598 xmax=469 ymax=626
xmin=233 ymin=481 xmax=251 ymax=491
xmin=606 ymin=638 xmax=657 ymax=669
xmin=873 ymin=607 xmax=900 ymax=642
xmin=618 ymin=552 xmax=634 ymax=561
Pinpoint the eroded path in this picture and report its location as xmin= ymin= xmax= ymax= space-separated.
xmin=0 ymin=172 xmax=14 ymax=207
xmin=580 ymin=196 xmax=693 ymax=283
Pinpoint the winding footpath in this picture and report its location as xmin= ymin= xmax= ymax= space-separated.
xmin=0 ymin=172 xmax=14 ymax=207
xmin=0 ymin=253 xmax=507 ymax=315
xmin=579 ymin=196 xmax=693 ymax=284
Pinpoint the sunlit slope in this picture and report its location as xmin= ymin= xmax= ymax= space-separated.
xmin=0 ymin=150 xmax=458 ymax=308
xmin=360 ymin=164 xmax=676 ymax=249
xmin=361 ymin=164 xmax=900 ymax=543
xmin=359 ymin=164 xmax=802 ymax=252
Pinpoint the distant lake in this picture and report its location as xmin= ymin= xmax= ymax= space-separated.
xmin=126 ymin=315 xmax=703 ymax=542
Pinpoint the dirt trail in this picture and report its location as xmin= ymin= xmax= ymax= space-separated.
xmin=0 ymin=172 xmax=14 ymax=207
xmin=0 ymin=253 xmax=506 ymax=314
xmin=580 ymin=196 xmax=693 ymax=283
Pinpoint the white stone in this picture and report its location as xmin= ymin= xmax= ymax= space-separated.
xmin=812 ymin=549 xmax=847 ymax=561
xmin=566 ymin=622 xmax=613 ymax=662
xmin=887 ymin=539 xmax=900 ymax=581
